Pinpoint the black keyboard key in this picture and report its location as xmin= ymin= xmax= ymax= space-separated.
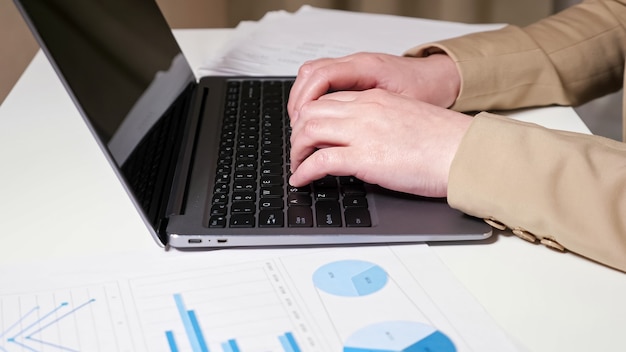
xmin=345 ymin=208 xmax=372 ymax=227
xmin=233 ymin=180 xmax=256 ymax=192
xmin=261 ymin=146 xmax=282 ymax=157
xmin=339 ymin=176 xmax=363 ymax=185
xmin=288 ymin=206 xmax=313 ymax=227
xmin=287 ymin=193 xmax=312 ymax=206
xmin=315 ymin=200 xmax=342 ymax=227
xmin=210 ymin=204 xmax=227 ymax=216
xmin=260 ymin=186 xmax=283 ymax=198
xmin=342 ymin=184 xmax=367 ymax=196
xmin=234 ymin=171 xmax=256 ymax=180
xmin=213 ymin=182 xmax=229 ymax=194
xmin=261 ymin=154 xmax=282 ymax=166
xmin=259 ymin=210 xmax=284 ymax=227
xmin=209 ymin=216 xmax=226 ymax=228
xmin=260 ymin=176 xmax=283 ymax=187
xmin=212 ymin=193 xmax=228 ymax=205
xmin=343 ymin=196 xmax=368 ymax=208
xmin=216 ymin=163 xmax=231 ymax=175
xmin=288 ymin=184 xmax=311 ymax=194
xmin=232 ymin=191 xmax=255 ymax=202
xmin=261 ymin=164 xmax=282 ymax=176
xmin=231 ymin=201 xmax=255 ymax=214
xmin=235 ymin=161 xmax=256 ymax=171
xmin=260 ymin=198 xmax=283 ymax=210
xmin=230 ymin=214 xmax=255 ymax=228
xmin=315 ymin=189 xmax=339 ymax=200
xmin=237 ymin=149 xmax=257 ymax=160
xmin=314 ymin=176 xmax=337 ymax=189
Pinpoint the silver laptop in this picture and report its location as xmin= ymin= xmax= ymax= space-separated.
xmin=14 ymin=0 xmax=491 ymax=248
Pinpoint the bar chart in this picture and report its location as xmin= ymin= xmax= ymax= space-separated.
xmin=163 ymin=293 xmax=301 ymax=352
xmin=129 ymin=260 xmax=321 ymax=352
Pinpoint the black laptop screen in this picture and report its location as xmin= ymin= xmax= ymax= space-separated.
xmin=15 ymin=0 xmax=196 ymax=166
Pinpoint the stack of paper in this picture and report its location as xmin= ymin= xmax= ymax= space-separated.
xmin=199 ymin=5 xmax=504 ymax=76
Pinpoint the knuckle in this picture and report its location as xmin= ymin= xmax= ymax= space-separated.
xmin=299 ymin=100 xmax=315 ymax=116
xmin=360 ymin=53 xmax=386 ymax=67
xmin=297 ymin=61 xmax=315 ymax=77
xmin=312 ymin=148 xmax=339 ymax=169
xmin=301 ymin=118 xmax=323 ymax=137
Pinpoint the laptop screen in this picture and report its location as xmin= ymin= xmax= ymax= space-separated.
xmin=15 ymin=0 xmax=196 ymax=166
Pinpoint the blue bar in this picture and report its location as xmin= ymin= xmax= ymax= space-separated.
xmin=228 ymin=339 xmax=240 ymax=352
xmin=188 ymin=310 xmax=209 ymax=352
xmin=284 ymin=332 xmax=301 ymax=352
xmin=279 ymin=335 xmax=294 ymax=352
xmin=165 ymin=330 xmax=179 ymax=352
xmin=221 ymin=342 xmax=233 ymax=352
xmin=173 ymin=293 xmax=203 ymax=352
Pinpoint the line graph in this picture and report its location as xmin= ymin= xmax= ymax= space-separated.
xmin=3 ymin=299 xmax=94 ymax=351
xmin=0 ymin=283 xmax=135 ymax=352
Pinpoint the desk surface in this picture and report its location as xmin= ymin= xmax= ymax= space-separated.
xmin=1 ymin=28 xmax=625 ymax=352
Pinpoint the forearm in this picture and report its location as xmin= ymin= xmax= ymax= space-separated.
xmin=449 ymin=113 xmax=626 ymax=272
xmin=406 ymin=0 xmax=626 ymax=112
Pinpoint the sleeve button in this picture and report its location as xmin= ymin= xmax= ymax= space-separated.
xmin=512 ymin=227 xmax=537 ymax=243
xmin=540 ymin=238 xmax=566 ymax=252
xmin=484 ymin=217 xmax=507 ymax=230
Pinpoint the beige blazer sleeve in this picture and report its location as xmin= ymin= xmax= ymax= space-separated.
xmin=406 ymin=0 xmax=626 ymax=272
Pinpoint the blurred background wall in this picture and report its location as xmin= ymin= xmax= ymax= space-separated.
xmin=0 ymin=0 xmax=559 ymax=106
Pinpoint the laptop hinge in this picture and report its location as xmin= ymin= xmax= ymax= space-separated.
xmin=163 ymin=84 xmax=208 ymax=220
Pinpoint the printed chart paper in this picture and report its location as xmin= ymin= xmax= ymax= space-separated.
xmin=0 ymin=245 xmax=519 ymax=351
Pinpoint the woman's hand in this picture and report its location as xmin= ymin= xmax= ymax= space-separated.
xmin=288 ymin=88 xmax=472 ymax=198
xmin=287 ymin=52 xmax=461 ymax=125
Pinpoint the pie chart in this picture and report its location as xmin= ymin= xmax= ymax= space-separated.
xmin=343 ymin=321 xmax=456 ymax=352
xmin=312 ymin=260 xmax=388 ymax=297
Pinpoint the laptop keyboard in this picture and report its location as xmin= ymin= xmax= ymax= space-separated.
xmin=208 ymin=79 xmax=372 ymax=229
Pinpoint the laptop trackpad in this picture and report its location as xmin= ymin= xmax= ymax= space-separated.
xmin=366 ymin=185 xmax=490 ymax=236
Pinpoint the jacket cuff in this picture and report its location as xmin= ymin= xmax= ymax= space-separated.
xmin=447 ymin=112 xmax=626 ymax=272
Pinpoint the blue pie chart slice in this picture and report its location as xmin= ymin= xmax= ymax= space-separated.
xmin=343 ymin=321 xmax=456 ymax=352
xmin=312 ymin=260 xmax=388 ymax=296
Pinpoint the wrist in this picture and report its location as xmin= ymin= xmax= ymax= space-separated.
xmin=422 ymin=53 xmax=461 ymax=108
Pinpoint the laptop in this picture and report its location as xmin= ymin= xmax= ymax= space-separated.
xmin=14 ymin=0 xmax=491 ymax=249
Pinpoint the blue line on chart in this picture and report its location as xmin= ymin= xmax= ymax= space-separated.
xmin=22 ymin=299 xmax=96 ymax=338
xmin=8 ymin=303 xmax=69 ymax=341
xmin=2 ymin=298 xmax=96 ymax=352
xmin=0 ymin=307 xmax=39 ymax=339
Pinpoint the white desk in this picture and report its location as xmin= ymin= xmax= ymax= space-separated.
xmin=1 ymin=29 xmax=625 ymax=352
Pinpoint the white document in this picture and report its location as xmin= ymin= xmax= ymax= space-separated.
xmin=0 ymin=245 xmax=519 ymax=351
xmin=199 ymin=6 xmax=504 ymax=76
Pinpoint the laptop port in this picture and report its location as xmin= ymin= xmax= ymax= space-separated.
xmin=188 ymin=238 xmax=202 ymax=244
xmin=217 ymin=239 xmax=228 ymax=243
